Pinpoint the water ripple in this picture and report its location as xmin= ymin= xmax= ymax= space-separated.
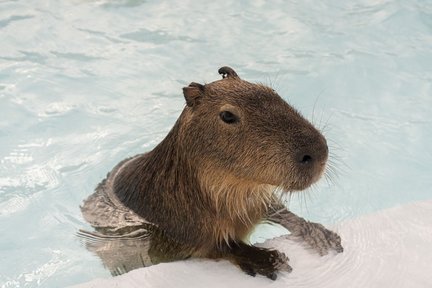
xmin=120 ymin=28 xmax=199 ymax=44
xmin=0 ymin=15 xmax=34 ymax=29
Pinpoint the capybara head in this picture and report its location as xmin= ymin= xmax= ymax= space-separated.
xmin=180 ymin=67 xmax=328 ymax=193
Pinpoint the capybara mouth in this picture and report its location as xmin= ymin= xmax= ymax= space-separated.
xmin=281 ymin=155 xmax=328 ymax=192
xmin=287 ymin=136 xmax=329 ymax=191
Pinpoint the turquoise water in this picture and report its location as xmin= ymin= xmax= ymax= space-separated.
xmin=1 ymin=0 xmax=431 ymax=287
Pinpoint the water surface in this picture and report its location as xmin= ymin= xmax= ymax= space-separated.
xmin=0 ymin=0 xmax=431 ymax=287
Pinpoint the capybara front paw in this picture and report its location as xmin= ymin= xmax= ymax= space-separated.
xmin=237 ymin=249 xmax=292 ymax=280
xmin=292 ymin=221 xmax=343 ymax=255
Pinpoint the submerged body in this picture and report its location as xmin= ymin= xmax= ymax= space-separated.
xmin=81 ymin=67 xmax=342 ymax=279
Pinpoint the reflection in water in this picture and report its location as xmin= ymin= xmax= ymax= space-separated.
xmin=78 ymin=222 xmax=194 ymax=276
xmin=79 ymin=180 xmax=194 ymax=276
xmin=78 ymin=226 xmax=153 ymax=276
xmin=78 ymin=173 xmax=161 ymax=275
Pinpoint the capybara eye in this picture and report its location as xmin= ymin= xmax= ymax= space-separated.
xmin=220 ymin=111 xmax=238 ymax=124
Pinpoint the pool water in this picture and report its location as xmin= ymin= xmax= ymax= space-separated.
xmin=1 ymin=0 xmax=431 ymax=287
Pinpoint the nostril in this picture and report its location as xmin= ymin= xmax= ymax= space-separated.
xmin=300 ymin=154 xmax=313 ymax=164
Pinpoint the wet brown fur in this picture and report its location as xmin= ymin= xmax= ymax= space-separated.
xmin=82 ymin=66 xmax=330 ymax=278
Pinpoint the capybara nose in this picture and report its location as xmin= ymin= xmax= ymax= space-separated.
xmin=296 ymin=141 xmax=328 ymax=167
xmin=299 ymin=154 xmax=313 ymax=165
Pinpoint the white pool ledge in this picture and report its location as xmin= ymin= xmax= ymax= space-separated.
xmin=73 ymin=200 xmax=432 ymax=288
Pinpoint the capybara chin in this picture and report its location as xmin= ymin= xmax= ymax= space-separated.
xmin=81 ymin=66 xmax=343 ymax=280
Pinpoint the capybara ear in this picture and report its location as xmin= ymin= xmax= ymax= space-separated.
xmin=218 ymin=66 xmax=240 ymax=79
xmin=183 ymin=82 xmax=205 ymax=107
